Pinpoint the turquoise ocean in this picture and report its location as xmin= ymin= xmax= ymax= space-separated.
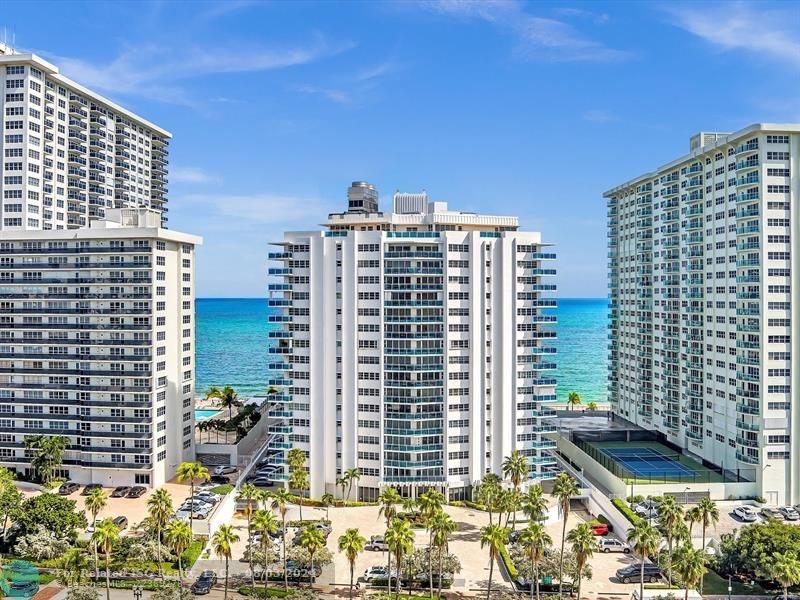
xmin=196 ymin=297 xmax=608 ymax=405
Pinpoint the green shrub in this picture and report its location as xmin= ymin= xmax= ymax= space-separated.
xmin=209 ymin=484 xmax=234 ymax=495
xmin=180 ymin=540 xmax=205 ymax=570
xmin=238 ymin=586 xmax=292 ymax=598
xmin=286 ymin=518 xmax=331 ymax=528
xmin=627 ymin=494 xmax=645 ymax=504
xmin=612 ymin=498 xmax=643 ymax=525
xmin=498 ymin=544 xmax=518 ymax=580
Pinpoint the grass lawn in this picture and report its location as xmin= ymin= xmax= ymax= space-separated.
xmin=702 ymin=570 xmax=769 ymax=596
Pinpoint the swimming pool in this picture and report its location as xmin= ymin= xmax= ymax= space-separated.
xmin=195 ymin=409 xmax=221 ymax=420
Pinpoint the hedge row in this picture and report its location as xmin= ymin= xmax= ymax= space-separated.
xmin=238 ymin=586 xmax=293 ymax=598
xmin=499 ymin=544 xmax=518 ymax=580
xmin=612 ymin=498 xmax=643 ymax=525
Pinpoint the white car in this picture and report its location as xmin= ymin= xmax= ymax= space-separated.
xmin=599 ymin=538 xmax=631 ymax=553
xmin=778 ymin=506 xmax=800 ymax=521
xmin=364 ymin=566 xmax=395 ymax=582
xmin=213 ymin=465 xmax=237 ymax=476
xmin=196 ymin=492 xmax=221 ymax=504
xmin=86 ymin=518 xmax=103 ymax=533
xmin=732 ymin=506 xmax=758 ymax=522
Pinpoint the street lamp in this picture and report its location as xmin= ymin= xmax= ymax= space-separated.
xmin=684 ymin=486 xmax=690 ymax=505
xmin=133 ymin=585 xmax=143 ymax=600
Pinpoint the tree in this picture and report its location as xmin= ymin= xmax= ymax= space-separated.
xmin=165 ymin=519 xmax=193 ymax=583
xmin=175 ymin=461 xmax=210 ymax=531
xmin=378 ymin=488 xmax=402 ymax=595
xmin=289 ymin=469 xmax=310 ymax=521
xmin=147 ymin=488 xmax=174 ymax=580
xmin=717 ymin=520 xmax=800 ymax=580
xmin=673 ymin=544 xmax=705 ymax=600
xmin=67 ymin=588 xmax=100 ymax=600
xmin=587 ymin=402 xmax=598 ymax=412
xmin=253 ymin=509 xmax=279 ymax=596
xmin=479 ymin=523 xmax=508 ymax=600
xmin=298 ymin=524 xmax=326 ymax=590
xmin=338 ymin=527 xmax=367 ymax=599
xmin=552 ymin=473 xmax=579 ymax=597
xmin=696 ymin=497 xmax=719 ymax=594
xmin=430 ymin=511 xmax=457 ymax=600
xmin=270 ymin=488 xmax=292 ymax=592
xmin=567 ymin=391 xmax=582 ymax=411
xmin=566 ymin=523 xmax=598 ymax=600
xmin=502 ymin=450 xmax=529 ymax=529
xmin=770 ymin=552 xmax=800 ymax=600
xmin=321 ymin=492 xmax=335 ymax=520
xmin=521 ymin=484 xmax=549 ymax=524
xmin=685 ymin=505 xmax=702 ymax=540
xmin=287 ymin=448 xmax=306 ymax=471
xmin=13 ymin=492 xmax=87 ymax=538
xmin=417 ymin=490 xmax=445 ymax=597
xmin=345 ymin=468 xmax=361 ymax=501
xmin=23 ymin=435 xmax=68 ymax=483
xmin=336 ymin=475 xmax=349 ymax=500
xmin=520 ymin=523 xmax=552 ymax=600
xmin=237 ymin=482 xmax=259 ymax=587
xmin=91 ymin=518 xmax=120 ymax=600
xmin=206 ymin=385 xmax=240 ymax=421
xmin=151 ymin=586 xmax=196 ymax=600
xmin=385 ymin=517 xmax=415 ymax=600
xmin=84 ymin=487 xmax=107 ymax=579
xmin=212 ymin=524 xmax=240 ymax=600
xmin=628 ymin=520 xmax=662 ymax=600
xmin=475 ymin=473 xmax=502 ymax=525
xmin=58 ymin=547 xmax=90 ymax=588
xmin=14 ymin=525 xmax=71 ymax=560
xmin=0 ymin=470 xmax=22 ymax=542
xmin=657 ymin=495 xmax=684 ymax=587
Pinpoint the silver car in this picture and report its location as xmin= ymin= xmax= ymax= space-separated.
xmin=732 ymin=506 xmax=758 ymax=522
xmin=778 ymin=506 xmax=800 ymax=521
xmin=599 ymin=538 xmax=631 ymax=553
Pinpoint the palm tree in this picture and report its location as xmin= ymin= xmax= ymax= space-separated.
xmin=289 ymin=468 xmax=310 ymax=521
xmin=696 ymin=497 xmax=719 ymax=594
xmin=338 ymin=527 xmax=367 ymax=599
xmin=84 ymin=487 xmax=107 ymax=579
xmin=771 ymin=552 xmax=800 ymax=600
xmin=165 ymin=519 xmax=193 ymax=583
xmin=520 ymin=522 xmax=552 ymax=600
xmin=476 ymin=473 xmax=502 ymax=525
xmin=336 ymin=474 xmax=349 ymax=500
xmin=521 ymin=484 xmax=549 ymax=524
xmin=345 ymin=467 xmax=361 ymax=501
xmin=91 ymin=518 xmax=120 ymax=600
xmin=567 ymin=391 xmax=582 ymax=411
xmin=627 ymin=520 xmax=662 ymax=600
xmin=270 ymin=488 xmax=292 ymax=592
xmin=386 ymin=517 xmax=415 ymax=600
xmin=673 ymin=544 xmax=706 ymax=600
xmin=252 ymin=509 xmax=279 ymax=596
xmin=587 ymin=401 xmax=598 ymax=412
xmin=378 ymin=488 xmax=402 ymax=595
xmin=657 ymin=495 xmax=684 ymax=587
xmin=566 ymin=522 xmax=598 ymax=600
xmin=430 ymin=510 xmax=456 ymax=600
xmin=175 ymin=461 xmax=210 ymax=531
xmin=237 ymin=482 xmax=259 ymax=587
xmin=146 ymin=488 xmax=174 ymax=580
xmin=299 ymin=524 xmax=326 ymax=590
xmin=212 ymin=524 xmax=240 ymax=600
xmin=206 ymin=385 xmax=240 ymax=421
xmin=552 ymin=473 xmax=579 ymax=597
xmin=321 ymin=492 xmax=335 ymax=520
xmin=685 ymin=505 xmax=702 ymax=540
xmin=23 ymin=434 xmax=68 ymax=483
xmin=479 ymin=523 xmax=508 ymax=600
xmin=417 ymin=490 xmax=446 ymax=597
xmin=57 ymin=548 xmax=89 ymax=588
xmin=502 ymin=450 xmax=529 ymax=529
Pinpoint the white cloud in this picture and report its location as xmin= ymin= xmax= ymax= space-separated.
xmin=46 ymin=34 xmax=355 ymax=106
xmin=171 ymin=167 xmax=221 ymax=184
xmin=424 ymin=0 xmax=629 ymax=62
xmin=553 ymin=7 xmax=610 ymax=25
xmin=666 ymin=2 xmax=800 ymax=68
xmin=181 ymin=192 xmax=339 ymax=227
xmin=294 ymin=84 xmax=353 ymax=105
xmin=581 ymin=109 xmax=619 ymax=123
xmin=294 ymin=59 xmax=398 ymax=106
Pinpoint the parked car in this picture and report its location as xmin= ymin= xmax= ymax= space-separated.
xmin=600 ymin=538 xmax=631 ymax=553
xmin=616 ymin=564 xmax=662 ymax=584
xmin=58 ymin=482 xmax=80 ymax=495
xmin=213 ymin=465 xmax=237 ymax=476
xmin=591 ymin=522 xmax=609 ymax=536
xmin=127 ymin=486 xmax=147 ymax=498
xmin=364 ymin=566 xmax=395 ymax=582
xmin=312 ymin=523 xmax=332 ymax=536
xmin=196 ymin=491 xmax=221 ymax=504
xmin=508 ymin=530 xmax=523 ymax=544
xmin=86 ymin=518 xmax=103 ymax=533
xmin=246 ymin=476 xmax=273 ymax=487
xmin=210 ymin=474 xmax=230 ymax=484
xmin=760 ymin=507 xmax=786 ymax=520
xmin=112 ymin=516 xmax=129 ymax=530
xmin=732 ymin=506 xmax=758 ymax=522
xmin=191 ymin=570 xmax=217 ymax=595
xmin=9 ymin=580 xmax=39 ymax=595
xmin=634 ymin=505 xmax=659 ymax=520
xmin=366 ymin=535 xmax=389 ymax=551
xmin=776 ymin=506 xmax=799 ymax=521
xmin=82 ymin=483 xmax=103 ymax=496
xmin=111 ymin=486 xmax=131 ymax=498
xmin=268 ymin=526 xmax=285 ymax=539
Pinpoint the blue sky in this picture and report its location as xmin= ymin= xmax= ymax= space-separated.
xmin=6 ymin=0 xmax=798 ymax=297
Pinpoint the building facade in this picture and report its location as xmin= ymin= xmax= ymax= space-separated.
xmin=1 ymin=43 xmax=169 ymax=231
xmin=0 ymin=44 xmax=198 ymax=488
xmin=604 ymin=124 xmax=799 ymax=505
xmin=269 ymin=183 xmax=557 ymax=500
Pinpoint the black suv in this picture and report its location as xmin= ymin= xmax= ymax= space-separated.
xmin=616 ymin=563 xmax=663 ymax=584
xmin=191 ymin=570 xmax=217 ymax=595
xmin=58 ymin=482 xmax=80 ymax=495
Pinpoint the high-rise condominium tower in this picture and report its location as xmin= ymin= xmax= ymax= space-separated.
xmin=269 ymin=182 xmax=557 ymax=500
xmin=604 ymin=124 xmax=799 ymax=505
xmin=0 ymin=45 xmax=200 ymax=487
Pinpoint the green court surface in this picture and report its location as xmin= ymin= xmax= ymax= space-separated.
xmin=584 ymin=440 xmax=724 ymax=484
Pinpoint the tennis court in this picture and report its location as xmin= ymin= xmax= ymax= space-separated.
xmin=598 ymin=446 xmax=695 ymax=478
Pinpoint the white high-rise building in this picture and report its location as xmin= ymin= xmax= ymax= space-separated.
xmin=0 ymin=44 xmax=200 ymax=488
xmin=269 ymin=182 xmax=557 ymax=500
xmin=604 ymin=124 xmax=799 ymax=505
xmin=1 ymin=43 xmax=170 ymax=230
